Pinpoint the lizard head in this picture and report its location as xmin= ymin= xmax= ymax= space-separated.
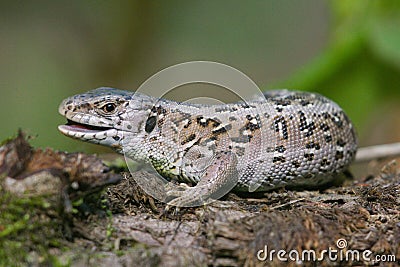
xmin=58 ymin=87 xmax=155 ymax=151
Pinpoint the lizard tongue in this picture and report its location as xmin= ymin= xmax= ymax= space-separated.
xmin=58 ymin=120 xmax=112 ymax=134
xmin=58 ymin=124 xmax=102 ymax=134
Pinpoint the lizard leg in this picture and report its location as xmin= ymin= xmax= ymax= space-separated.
xmin=164 ymin=181 xmax=191 ymax=195
xmin=166 ymin=151 xmax=238 ymax=208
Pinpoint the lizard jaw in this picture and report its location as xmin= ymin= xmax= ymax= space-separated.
xmin=60 ymin=119 xmax=113 ymax=133
xmin=58 ymin=119 xmax=121 ymax=146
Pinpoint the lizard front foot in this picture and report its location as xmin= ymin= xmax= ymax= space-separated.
xmin=164 ymin=151 xmax=239 ymax=208
xmin=165 ymin=185 xmax=209 ymax=208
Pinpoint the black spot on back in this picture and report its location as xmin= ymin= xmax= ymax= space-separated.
xmin=273 ymin=156 xmax=286 ymax=163
xmin=273 ymin=116 xmax=289 ymax=140
xmin=181 ymin=133 xmax=196 ymax=145
xmin=335 ymin=151 xmax=344 ymax=160
xmin=336 ymin=139 xmax=346 ymax=147
xmin=292 ymin=161 xmax=301 ymax=168
xmin=304 ymin=153 xmax=314 ymax=161
xmin=325 ymin=135 xmax=332 ymax=143
xmin=320 ymin=158 xmax=330 ymax=166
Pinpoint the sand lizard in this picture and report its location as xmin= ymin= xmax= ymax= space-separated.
xmin=58 ymin=87 xmax=357 ymax=207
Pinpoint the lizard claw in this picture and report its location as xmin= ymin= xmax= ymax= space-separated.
xmin=164 ymin=151 xmax=239 ymax=208
xmin=164 ymin=182 xmax=191 ymax=197
xmin=165 ymin=185 xmax=209 ymax=207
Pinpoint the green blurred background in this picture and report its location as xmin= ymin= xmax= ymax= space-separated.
xmin=1 ymin=0 xmax=399 ymax=154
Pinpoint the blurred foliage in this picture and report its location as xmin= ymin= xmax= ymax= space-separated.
xmin=0 ymin=1 xmax=329 ymax=152
xmin=280 ymin=0 xmax=400 ymax=141
xmin=0 ymin=0 xmax=399 ymax=152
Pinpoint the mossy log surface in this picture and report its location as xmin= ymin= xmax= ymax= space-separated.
xmin=0 ymin=132 xmax=399 ymax=266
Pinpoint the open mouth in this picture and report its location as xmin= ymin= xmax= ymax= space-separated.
xmin=58 ymin=119 xmax=113 ymax=134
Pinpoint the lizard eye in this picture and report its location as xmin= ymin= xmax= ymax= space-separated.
xmin=100 ymin=102 xmax=117 ymax=114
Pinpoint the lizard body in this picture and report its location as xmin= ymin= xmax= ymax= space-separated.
xmin=58 ymin=87 xmax=357 ymax=206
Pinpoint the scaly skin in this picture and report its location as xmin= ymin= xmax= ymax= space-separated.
xmin=58 ymin=87 xmax=357 ymax=207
